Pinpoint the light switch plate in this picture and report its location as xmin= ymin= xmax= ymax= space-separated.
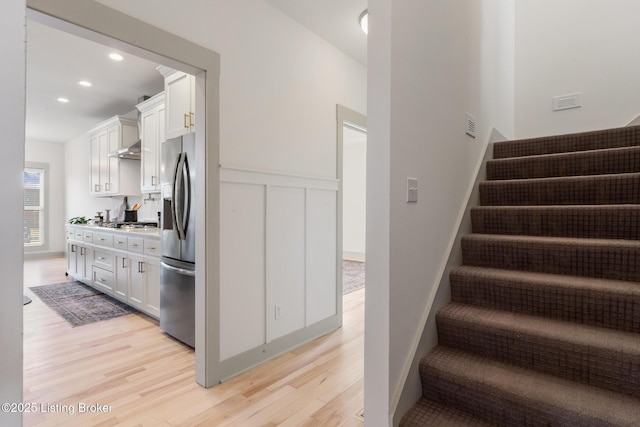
xmin=407 ymin=178 xmax=418 ymax=203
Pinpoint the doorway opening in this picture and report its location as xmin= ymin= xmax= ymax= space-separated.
xmin=337 ymin=105 xmax=367 ymax=295
xmin=24 ymin=1 xmax=220 ymax=388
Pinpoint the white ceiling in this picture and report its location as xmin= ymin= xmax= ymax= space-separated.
xmin=264 ymin=0 xmax=367 ymax=65
xmin=25 ymin=1 xmax=367 ymax=144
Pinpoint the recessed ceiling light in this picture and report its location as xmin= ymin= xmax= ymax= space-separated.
xmin=78 ymin=80 xmax=92 ymax=87
xmin=57 ymin=97 xmax=70 ymax=103
xmin=359 ymin=10 xmax=368 ymax=35
xmin=109 ymin=53 xmax=124 ymax=61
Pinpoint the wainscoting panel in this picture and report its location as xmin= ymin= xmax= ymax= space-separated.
xmin=220 ymin=167 xmax=339 ymax=361
xmin=220 ymin=182 xmax=266 ymax=360
xmin=307 ymin=189 xmax=338 ymax=325
xmin=267 ymin=186 xmax=307 ymax=341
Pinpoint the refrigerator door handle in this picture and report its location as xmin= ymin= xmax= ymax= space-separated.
xmin=181 ymin=153 xmax=191 ymax=236
xmin=173 ymin=152 xmax=187 ymax=240
xmin=161 ymin=261 xmax=196 ymax=277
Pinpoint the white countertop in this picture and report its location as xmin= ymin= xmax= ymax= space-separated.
xmin=67 ymin=224 xmax=160 ymax=238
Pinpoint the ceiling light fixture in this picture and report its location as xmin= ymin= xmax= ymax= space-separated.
xmin=359 ymin=10 xmax=368 ymax=35
xmin=78 ymin=80 xmax=92 ymax=87
xmin=109 ymin=53 xmax=124 ymax=61
xmin=57 ymin=97 xmax=70 ymax=103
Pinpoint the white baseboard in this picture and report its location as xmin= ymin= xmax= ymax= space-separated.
xmin=343 ymin=251 xmax=365 ymax=262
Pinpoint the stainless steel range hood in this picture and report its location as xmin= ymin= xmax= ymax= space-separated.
xmin=109 ymin=140 xmax=141 ymax=160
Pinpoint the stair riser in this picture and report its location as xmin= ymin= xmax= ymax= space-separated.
xmin=436 ymin=314 xmax=640 ymax=398
xmin=493 ymin=126 xmax=640 ymax=159
xmin=421 ymin=368 xmax=614 ymax=427
xmin=462 ymin=237 xmax=640 ymax=282
xmin=479 ymin=174 xmax=640 ymax=206
xmin=471 ymin=206 xmax=640 ymax=240
xmin=487 ymin=147 xmax=640 ymax=181
xmin=449 ymin=273 xmax=640 ymax=333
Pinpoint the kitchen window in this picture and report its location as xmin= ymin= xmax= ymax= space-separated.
xmin=24 ymin=164 xmax=48 ymax=249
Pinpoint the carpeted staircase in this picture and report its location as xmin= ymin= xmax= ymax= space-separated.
xmin=400 ymin=126 xmax=640 ymax=426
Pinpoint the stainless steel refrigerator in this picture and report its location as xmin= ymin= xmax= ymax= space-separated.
xmin=160 ymin=133 xmax=196 ymax=347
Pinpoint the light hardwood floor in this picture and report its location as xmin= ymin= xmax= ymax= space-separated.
xmin=22 ymin=257 xmax=364 ymax=426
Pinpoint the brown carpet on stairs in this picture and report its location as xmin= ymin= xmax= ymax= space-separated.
xmin=400 ymin=125 xmax=640 ymax=426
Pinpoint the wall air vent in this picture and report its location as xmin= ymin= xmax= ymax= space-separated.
xmin=553 ymin=92 xmax=582 ymax=111
xmin=465 ymin=113 xmax=477 ymax=138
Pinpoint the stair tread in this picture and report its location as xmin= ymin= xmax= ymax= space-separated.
xmin=480 ymin=171 xmax=640 ymax=186
xmin=472 ymin=204 xmax=640 ymax=211
xmin=422 ymin=346 xmax=640 ymax=425
xmin=438 ymin=302 xmax=640 ymax=355
xmin=490 ymin=144 xmax=640 ymax=163
xmin=452 ymin=265 xmax=640 ymax=295
xmin=487 ymin=145 xmax=640 ymax=180
xmin=401 ymin=397 xmax=495 ymax=427
xmin=463 ymin=233 xmax=640 ymax=247
xmin=493 ymin=125 xmax=640 ymax=159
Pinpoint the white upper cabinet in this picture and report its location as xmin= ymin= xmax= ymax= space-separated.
xmin=137 ymin=92 xmax=165 ymax=193
xmin=88 ymin=116 xmax=141 ymax=197
xmin=164 ymin=70 xmax=195 ymax=139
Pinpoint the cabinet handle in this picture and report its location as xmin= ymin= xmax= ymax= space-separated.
xmin=98 ymin=256 xmax=105 ymax=260
xmin=190 ymin=112 xmax=194 ymax=128
xmin=80 ymin=247 xmax=85 ymax=255
xmin=151 ymin=176 xmax=157 ymax=186
xmin=117 ymin=241 xmax=124 ymax=244
xmin=71 ymin=245 xmax=77 ymax=253
xmin=184 ymin=113 xmax=189 ymax=129
xmin=105 ymin=182 xmax=111 ymax=191
xmin=99 ymin=238 xmax=106 ymax=241
xmin=94 ymin=184 xmax=100 ymax=192
xmin=132 ymin=243 xmax=139 ymax=247
xmin=138 ymin=261 xmax=145 ymax=274
xmin=122 ymin=258 xmax=128 ymax=268
xmin=97 ymin=278 xmax=105 ymax=283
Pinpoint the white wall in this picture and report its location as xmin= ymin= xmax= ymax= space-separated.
xmin=25 ymin=139 xmax=66 ymax=256
xmin=0 ymin=1 xmax=26 ymax=425
xmin=366 ymin=1 xmax=515 ymax=425
xmin=515 ymin=1 xmax=640 ymax=138
xmin=342 ymin=127 xmax=367 ymax=260
xmin=96 ymin=0 xmax=367 ymax=179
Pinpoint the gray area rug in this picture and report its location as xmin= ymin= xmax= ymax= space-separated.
xmin=29 ymin=281 xmax=137 ymax=327
xmin=343 ymin=260 xmax=365 ymax=294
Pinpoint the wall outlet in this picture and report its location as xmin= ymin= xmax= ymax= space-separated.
xmin=275 ymin=304 xmax=283 ymax=320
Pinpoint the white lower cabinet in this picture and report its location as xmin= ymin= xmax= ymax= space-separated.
xmin=66 ymin=226 xmax=160 ymax=319
xmin=114 ymin=253 xmax=129 ymax=300
xmin=129 ymin=255 xmax=160 ymax=318
xmin=92 ymin=266 xmax=114 ymax=295
xmin=144 ymin=260 xmax=160 ymax=318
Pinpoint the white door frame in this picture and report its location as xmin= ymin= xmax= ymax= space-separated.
xmin=26 ymin=0 xmax=221 ymax=388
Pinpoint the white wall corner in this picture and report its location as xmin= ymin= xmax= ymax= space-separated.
xmin=390 ymin=127 xmax=507 ymax=425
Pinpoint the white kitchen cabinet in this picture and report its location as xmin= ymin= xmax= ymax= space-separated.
xmin=144 ymin=259 xmax=160 ymax=317
xmin=88 ymin=115 xmax=141 ymax=197
xmin=164 ymin=70 xmax=195 ymax=139
xmin=67 ymin=241 xmax=78 ymax=276
xmin=129 ymin=255 xmax=160 ymax=318
xmin=114 ymin=253 xmax=129 ymax=300
xmin=65 ymin=226 xmax=161 ymax=318
xmin=137 ymin=93 xmax=165 ymax=193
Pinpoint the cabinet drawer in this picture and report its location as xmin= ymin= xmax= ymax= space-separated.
xmin=93 ymin=232 xmax=114 ymax=247
xmin=93 ymin=249 xmax=114 ymax=271
xmin=93 ymin=267 xmax=114 ymax=294
xmin=128 ymin=237 xmax=144 ymax=253
xmin=144 ymin=239 xmax=160 ymax=256
xmin=83 ymin=231 xmax=93 ymax=243
xmin=113 ymin=236 xmax=128 ymax=250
